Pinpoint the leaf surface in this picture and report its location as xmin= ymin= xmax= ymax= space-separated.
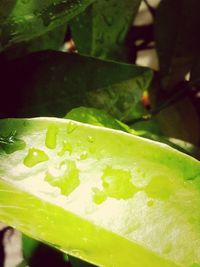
xmin=70 ymin=0 xmax=142 ymax=62
xmin=0 ymin=0 xmax=95 ymax=51
xmin=0 ymin=118 xmax=200 ymax=266
xmin=0 ymin=51 xmax=152 ymax=121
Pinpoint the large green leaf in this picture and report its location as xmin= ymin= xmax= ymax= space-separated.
xmin=0 ymin=51 xmax=152 ymax=121
xmin=70 ymin=0 xmax=142 ymax=62
xmin=0 ymin=118 xmax=200 ymax=266
xmin=0 ymin=0 xmax=96 ymax=52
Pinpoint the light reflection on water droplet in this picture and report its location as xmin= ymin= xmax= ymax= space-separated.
xmin=79 ymin=151 xmax=88 ymax=160
xmin=23 ymin=148 xmax=49 ymax=167
xmin=87 ymin=135 xmax=94 ymax=143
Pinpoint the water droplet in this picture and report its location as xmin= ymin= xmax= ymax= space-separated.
xmin=117 ymin=26 xmax=126 ymax=45
xmin=67 ymin=122 xmax=77 ymax=134
xmin=162 ymin=243 xmax=172 ymax=254
xmin=96 ymin=33 xmax=104 ymax=44
xmin=57 ymin=141 xmax=72 ymax=156
xmin=79 ymin=151 xmax=88 ymax=160
xmin=92 ymin=188 xmax=107 ymax=204
xmin=93 ymin=166 xmax=138 ymax=202
xmin=23 ymin=148 xmax=49 ymax=168
xmin=147 ymin=200 xmax=154 ymax=207
xmin=87 ymin=136 xmax=94 ymax=143
xmin=102 ymin=14 xmax=113 ymax=26
xmin=145 ymin=176 xmax=173 ymax=200
xmin=45 ymin=160 xmax=80 ymax=196
xmin=45 ymin=125 xmax=58 ymax=149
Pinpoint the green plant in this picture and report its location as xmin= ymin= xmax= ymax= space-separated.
xmin=0 ymin=1 xmax=200 ymax=266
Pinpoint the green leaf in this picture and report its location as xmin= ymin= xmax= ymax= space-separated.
xmin=0 ymin=117 xmax=200 ymax=266
xmin=1 ymin=25 xmax=67 ymax=60
xmin=66 ymin=107 xmax=200 ymax=160
xmin=0 ymin=51 xmax=152 ymax=121
xmin=70 ymin=0 xmax=142 ymax=62
xmin=65 ymin=107 xmax=131 ymax=132
xmin=0 ymin=0 xmax=96 ymax=52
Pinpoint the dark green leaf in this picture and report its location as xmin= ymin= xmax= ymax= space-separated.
xmin=70 ymin=0 xmax=142 ymax=62
xmin=0 ymin=51 xmax=152 ymax=121
xmin=0 ymin=0 xmax=96 ymax=52
xmin=1 ymin=25 xmax=67 ymax=60
xmin=155 ymin=0 xmax=200 ymax=89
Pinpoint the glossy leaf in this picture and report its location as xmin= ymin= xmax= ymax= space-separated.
xmin=0 ymin=51 xmax=152 ymax=121
xmin=1 ymin=25 xmax=67 ymax=60
xmin=70 ymin=0 xmax=142 ymax=62
xmin=0 ymin=118 xmax=200 ymax=266
xmin=65 ymin=107 xmax=131 ymax=133
xmin=0 ymin=0 xmax=96 ymax=52
xmin=67 ymin=107 xmax=200 ymax=159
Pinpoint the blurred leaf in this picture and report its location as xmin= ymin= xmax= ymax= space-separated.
xmin=1 ymin=118 xmax=200 ymax=266
xmin=70 ymin=0 xmax=142 ymax=62
xmin=131 ymin=117 xmax=200 ymax=159
xmin=155 ymin=97 xmax=200 ymax=145
xmin=65 ymin=107 xmax=131 ymax=132
xmin=155 ymin=0 xmax=200 ymax=89
xmin=0 ymin=0 xmax=96 ymax=52
xmin=22 ymin=236 xmax=70 ymax=267
xmin=22 ymin=235 xmax=95 ymax=267
xmin=0 ymin=51 xmax=152 ymax=121
xmin=22 ymin=235 xmax=39 ymax=263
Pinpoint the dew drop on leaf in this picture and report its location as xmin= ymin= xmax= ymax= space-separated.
xmin=162 ymin=243 xmax=172 ymax=254
xmin=87 ymin=135 xmax=94 ymax=143
xmin=145 ymin=176 xmax=174 ymax=200
xmin=45 ymin=125 xmax=58 ymax=149
xmin=101 ymin=166 xmax=138 ymax=200
xmin=23 ymin=148 xmax=49 ymax=168
xmin=102 ymin=14 xmax=113 ymax=26
xmin=79 ymin=151 xmax=88 ymax=160
xmin=92 ymin=188 xmax=107 ymax=204
xmin=57 ymin=141 xmax=72 ymax=156
xmin=45 ymin=160 xmax=80 ymax=196
xmin=147 ymin=200 xmax=154 ymax=207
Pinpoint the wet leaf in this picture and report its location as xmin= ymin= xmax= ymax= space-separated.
xmin=0 ymin=51 xmax=152 ymax=122
xmin=65 ymin=107 xmax=130 ymax=132
xmin=70 ymin=0 xmax=142 ymax=62
xmin=0 ymin=118 xmax=200 ymax=266
xmin=0 ymin=0 xmax=96 ymax=52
